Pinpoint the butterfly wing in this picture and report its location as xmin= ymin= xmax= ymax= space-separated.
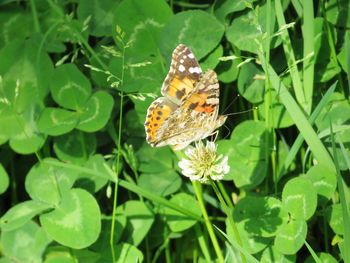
xmin=154 ymin=70 xmax=227 ymax=150
xmin=144 ymin=97 xmax=177 ymax=146
xmin=161 ymin=44 xmax=202 ymax=105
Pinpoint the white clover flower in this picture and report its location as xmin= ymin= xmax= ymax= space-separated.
xmin=178 ymin=140 xmax=230 ymax=183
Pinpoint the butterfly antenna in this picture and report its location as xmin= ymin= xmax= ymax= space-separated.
xmin=224 ymin=107 xmax=258 ymax=117
xmin=221 ymin=94 xmax=241 ymax=114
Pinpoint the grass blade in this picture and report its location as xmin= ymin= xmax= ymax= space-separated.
xmin=275 ymin=0 xmax=306 ymax=112
xmin=258 ymin=54 xmax=335 ymax=172
xmin=277 ymin=82 xmax=337 ymax=179
xmin=330 ymin=124 xmax=350 ymax=263
xmin=304 ymin=241 xmax=322 ymax=263
xmin=332 ymin=136 xmax=350 ymax=263
xmin=302 ymin=0 xmax=315 ymax=114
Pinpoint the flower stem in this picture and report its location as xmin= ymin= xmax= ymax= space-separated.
xmin=210 ymin=180 xmax=246 ymax=263
xmin=192 ymin=181 xmax=224 ymax=263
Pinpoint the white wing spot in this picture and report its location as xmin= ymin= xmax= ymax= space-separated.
xmin=188 ymin=53 xmax=194 ymax=59
xmin=179 ymin=64 xmax=186 ymax=72
xmin=183 ymin=55 xmax=187 ymax=59
xmin=180 ymin=59 xmax=184 ymax=63
xmin=189 ymin=67 xmax=201 ymax=74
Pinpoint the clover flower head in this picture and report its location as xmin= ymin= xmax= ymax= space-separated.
xmin=178 ymin=140 xmax=230 ymax=183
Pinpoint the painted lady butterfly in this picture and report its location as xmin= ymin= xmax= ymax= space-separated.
xmin=144 ymin=44 xmax=227 ymax=150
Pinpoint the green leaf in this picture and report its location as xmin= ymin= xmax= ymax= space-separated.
xmin=138 ymin=170 xmax=181 ymax=197
xmin=0 ymin=201 xmax=51 ymax=232
xmin=91 ymin=216 xmax=127 ymax=251
xmin=163 ymin=193 xmax=201 ymax=232
xmin=304 ymin=252 xmax=338 ymax=263
xmin=304 ymin=165 xmax=336 ymax=202
xmin=50 ymin=64 xmax=92 ymax=110
xmin=53 ymin=130 xmax=96 ymax=165
xmin=0 ymin=38 xmax=53 ymax=153
xmin=326 ymin=203 xmax=350 ymax=235
xmin=25 ymin=159 xmax=78 ymax=205
xmin=40 ymin=188 xmax=101 ymax=249
xmin=260 ymin=245 xmax=296 ymax=263
xmin=216 ymin=51 xmax=240 ymax=83
xmin=77 ymin=0 xmax=120 ymax=37
xmin=237 ymin=62 xmax=265 ymax=104
xmin=1 ymin=220 xmax=51 ymax=262
xmin=324 ymin=0 xmax=350 ymax=28
xmin=218 ymin=120 xmax=270 ymax=189
xmin=137 ymin=144 xmax=176 ymax=173
xmin=76 ymin=91 xmax=114 ymax=132
xmin=0 ymin=7 xmax=33 ymax=48
xmin=282 ymin=177 xmax=317 ymax=220
xmin=38 ymin=108 xmax=79 ymax=136
xmin=0 ymin=163 xmax=9 ymax=194
xmin=233 ymin=196 xmax=288 ymax=237
xmin=75 ymin=154 xmax=111 ymax=193
xmin=160 ymin=10 xmax=225 ymax=60
xmin=258 ymin=89 xmax=294 ymax=128
xmin=226 ymin=3 xmax=280 ymax=53
xmin=200 ymin=44 xmax=223 ymax=71
xmin=227 ymin=220 xmax=270 ymax=254
xmin=117 ymin=200 xmax=154 ymax=246
xmin=214 ymin=0 xmax=255 ymax=23
xmin=274 ymin=219 xmax=307 ymax=255
xmin=115 ymin=243 xmax=143 ymax=263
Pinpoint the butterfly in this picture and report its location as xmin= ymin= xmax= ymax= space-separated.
xmin=144 ymin=44 xmax=227 ymax=150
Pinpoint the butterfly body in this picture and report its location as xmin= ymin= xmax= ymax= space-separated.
xmin=145 ymin=44 xmax=226 ymax=150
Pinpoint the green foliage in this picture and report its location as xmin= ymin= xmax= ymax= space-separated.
xmin=0 ymin=0 xmax=350 ymax=262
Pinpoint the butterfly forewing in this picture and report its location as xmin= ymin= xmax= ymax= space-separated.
xmin=161 ymin=44 xmax=202 ymax=105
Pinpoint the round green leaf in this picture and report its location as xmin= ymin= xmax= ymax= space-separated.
xmin=25 ymin=159 xmax=78 ymax=205
xmin=116 ymin=200 xmax=154 ymax=246
xmin=50 ymin=64 xmax=91 ymax=110
xmin=214 ymin=0 xmax=255 ymax=23
xmin=233 ymin=196 xmax=288 ymax=237
xmin=282 ymin=177 xmax=317 ymax=220
xmin=77 ymin=0 xmax=119 ymax=37
xmin=76 ymin=91 xmax=114 ymax=132
xmin=226 ymin=3 xmax=280 ymax=53
xmin=216 ymin=51 xmax=240 ymax=83
xmin=138 ymin=170 xmax=181 ymax=197
xmin=200 ymin=44 xmax=223 ymax=71
xmin=326 ymin=203 xmax=350 ymax=235
xmin=0 ymin=163 xmax=9 ymax=194
xmin=137 ymin=145 xmax=175 ymax=173
xmin=218 ymin=120 xmax=270 ymax=189
xmin=258 ymin=89 xmax=294 ymax=128
xmin=160 ymin=10 xmax=225 ymax=60
xmin=260 ymin=245 xmax=296 ymax=263
xmin=228 ymin=220 xmax=270 ymax=254
xmin=304 ymin=252 xmax=338 ymax=263
xmin=40 ymin=188 xmax=101 ymax=249
xmin=274 ymin=219 xmax=307 ymax=255
xmin=53 ymin=130 xmax=96 ymax=165
xmin=115 ymin=243 xmax=144 ymax=263
xmin=38 ymin=107 xmax=79 ymax=136
xmin=1 ymin=220 xmax=51 ymax=262
xmin=0 ymin=200 xmax=51 ymax=232
xmin=237 ymin=62 xmax=265 ymax=103
xmin=304 ymin=165 xmax=336 ymax=201
xmin=99 ymin=243 xmax=144 ymax=263
xmin=91 ymin=216 xmax=127 ymax=252
xmin=163 ymin=193 xmax=201 ymax=232
xmin=75 ymin=154 xmax=112 ymax=193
